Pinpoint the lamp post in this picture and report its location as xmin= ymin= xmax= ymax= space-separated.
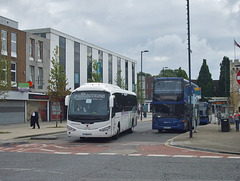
xmin=140 ymin=50 xmax=149 ymax=121
xmin=163 ymin=67 xmax=168 ymax=77
xmin=187 ymin=0 xmax=193 ymax=138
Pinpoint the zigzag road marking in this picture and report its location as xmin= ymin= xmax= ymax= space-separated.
xmin=0 ymin=144 xmax=239 ymax=159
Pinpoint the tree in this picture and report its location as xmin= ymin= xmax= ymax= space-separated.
xmin=197 ymin=59 xmax=214 ymax=99
xmin=115 ymin=70 xmax=125 ymax=89
xmin=216 ymin=56 xmax=230 ymax=97
xmin=157 ymin=67 xmax=188 ymax=79
xmin=0 ymin=42 xmax=10 ymax=99
xmin=176 ymin=67 xmax=188 ymax=79
xmin=47 ymin=46 xmax=71 ymax=127
xmin=88 ymin=59 xmax=102 ymax=82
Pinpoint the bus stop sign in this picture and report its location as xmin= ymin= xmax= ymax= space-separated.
xmin=237 ymin=70 xmax=240 ymax=85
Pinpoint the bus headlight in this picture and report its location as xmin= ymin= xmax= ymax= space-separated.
xmin=67 ymin=125 xmax=76 ymax=131
xmin=99 ymin=126 xmax=111 ymax=132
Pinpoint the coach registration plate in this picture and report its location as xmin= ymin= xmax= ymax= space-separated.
xmin=82 ymin=133 xmax=92 ymax=136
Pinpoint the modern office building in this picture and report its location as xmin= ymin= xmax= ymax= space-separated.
xmin=25 ymin=28 xmax=137 ymax=92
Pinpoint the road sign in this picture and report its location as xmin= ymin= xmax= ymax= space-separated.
xmin=237 ymin=70 xmax=240 ymax=85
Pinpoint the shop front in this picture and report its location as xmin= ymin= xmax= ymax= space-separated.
xmin=27 ymin=93 xmax=50 ymax=122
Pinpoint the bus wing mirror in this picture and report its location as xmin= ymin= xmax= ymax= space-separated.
xmin=109 ymin=95 xmax=115 ymax=108
xmin=65 ymin=95 xmax=70 ymax=106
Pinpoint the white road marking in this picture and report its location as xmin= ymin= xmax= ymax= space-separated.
xmin=200 ymin=156 xmax=223 ymax=159
xmin=98 ymin=153 xmax=117 ymax=156
xmin=172 ymin=155 xmax=196 ymax=158
xmin=128 ymin=154 xmax=142 ymax=156
xmin=75 ymin=153 xmax=90 ymax=155
xmin=228 ymin=156 xmax=240 ymax=159
xmin=54 ymin=152 xmax=71 ymax=154
xmin=147 ymin=154 xmax=170 ymax=157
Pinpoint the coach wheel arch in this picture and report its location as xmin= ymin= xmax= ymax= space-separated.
xmin=128 ymin=118 xmax=134 ymax=134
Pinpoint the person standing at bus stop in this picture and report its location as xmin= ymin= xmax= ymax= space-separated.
xmin=234 ymin=110 xmax=240 ymax=132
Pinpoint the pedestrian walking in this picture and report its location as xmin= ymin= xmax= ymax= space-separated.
xmin=234 ymin=110 xmax=240 ymax=132
xmin=217 ymin=109 xmax=222 ymax=125
xmin=31 ymin=109 xmax=40 ymax=129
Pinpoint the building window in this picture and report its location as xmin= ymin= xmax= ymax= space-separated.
xmin=30 ymin=66 xmax=35 ymax=88
xmin=117 ymin=57 xmax=121 ymax=72
xmin=29 ymin=39 xmax=35 ymax=61
xmin=0 ymin=61 xmax=16 ymax=86
xmin=125 ymin=60 xmax=128 ymax=90
xmin=37 ymin=41 xmax=43 ymax=62
xmin=11 ymin=33 xmax=17 ymax=58
xmin=59 ymin=36 xmax=66 ymax=72
xmin=1 ymin=30 xmax=7 ymax=55
xmin=87 ymin=46 xmax=92 ymax=82
xmin=11 ymin=62 xmax=16 ymax=86
xmin=98 ymin=50 xmax=103 ymax=82
xmin=108 ymin=54 xmax=112 ymax=84
xmin=37 ymin=67 xmax=43 ymax=89
xmin=74 ymin=42 xmax=80 ymax=89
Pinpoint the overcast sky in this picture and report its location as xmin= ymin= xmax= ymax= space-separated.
xmin=1 ymin=0 xmax=240 ymax=80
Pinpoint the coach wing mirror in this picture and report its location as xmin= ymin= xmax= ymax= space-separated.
xmin=65 ymin=95 xmax=70 ymax=106
xmin=109 ymin=95 xmax=115 ymax=108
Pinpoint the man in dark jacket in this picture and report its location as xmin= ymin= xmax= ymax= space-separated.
xmin=31 ymin=110 xmax=40 ymax=129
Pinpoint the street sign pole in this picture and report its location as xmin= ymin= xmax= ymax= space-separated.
xmin=187 ymin=0 xmax=193 ymax=138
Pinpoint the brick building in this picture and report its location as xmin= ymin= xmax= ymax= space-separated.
xmin=230 ymin=59 xmax=240 ymax=112
xmin=0 ymin=16 xmax=50 ymax=124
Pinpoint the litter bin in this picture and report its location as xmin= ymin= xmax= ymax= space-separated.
xmin=221 ymin=119 xmax=230 ymax=132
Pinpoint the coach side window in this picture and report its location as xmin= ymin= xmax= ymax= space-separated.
xmin=114 ymin=93 xmax=122 ymax=112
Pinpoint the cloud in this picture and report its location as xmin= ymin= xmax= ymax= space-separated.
xmin=1 ymin=0 xmax=240 ymax=80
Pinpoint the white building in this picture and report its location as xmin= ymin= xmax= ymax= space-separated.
xmin=25 ymin=28 xmax=137 ymax=92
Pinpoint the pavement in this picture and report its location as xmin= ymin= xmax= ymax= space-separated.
xmin=0 ymin=114 xmax=240 ymax=155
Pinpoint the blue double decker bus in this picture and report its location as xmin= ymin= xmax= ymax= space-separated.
xmin=152 ymin=77 xmax=198 ymax=132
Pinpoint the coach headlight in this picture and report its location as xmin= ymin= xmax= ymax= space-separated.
xmin=99 ymin=125 xmax=111 ymax=132
xmin=67 ymin=125 xmax=76 ymax=131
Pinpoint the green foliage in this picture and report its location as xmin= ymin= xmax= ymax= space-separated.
xmin=176 ymin=67 xmax=188 ymax=79
xmin=88 ymin=59 xmax=102 ymax=83
xmin=47 ymin=46 xmax=71 ymax=101
xmin=0 ymin=48 xmax=10 ymax=99
xmin=216 ymin=56 xmax=230 ymax=97
xmin=156 ymin=67 xmax=188 ymax=79
xmin=115 ymin=70 xmax=125 ymax=89
xmin=47 ymin=46 xmax=71 ymax=126
xmin=197 ymin=59 xmax=214 ymax=98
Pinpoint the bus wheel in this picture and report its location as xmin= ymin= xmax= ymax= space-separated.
xmin=113 ymin=124 xmax=120 ymax=140
xmin=158 ymin=129 xmax=163 ymax=133
xmin=128 ymin=120 xmax=134 ymax=134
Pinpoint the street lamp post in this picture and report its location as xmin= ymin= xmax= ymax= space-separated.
xmin=140 ymin=50 xmax=149 ymax=121
xmin=187 ymin=0 xmax=193 ymax=138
